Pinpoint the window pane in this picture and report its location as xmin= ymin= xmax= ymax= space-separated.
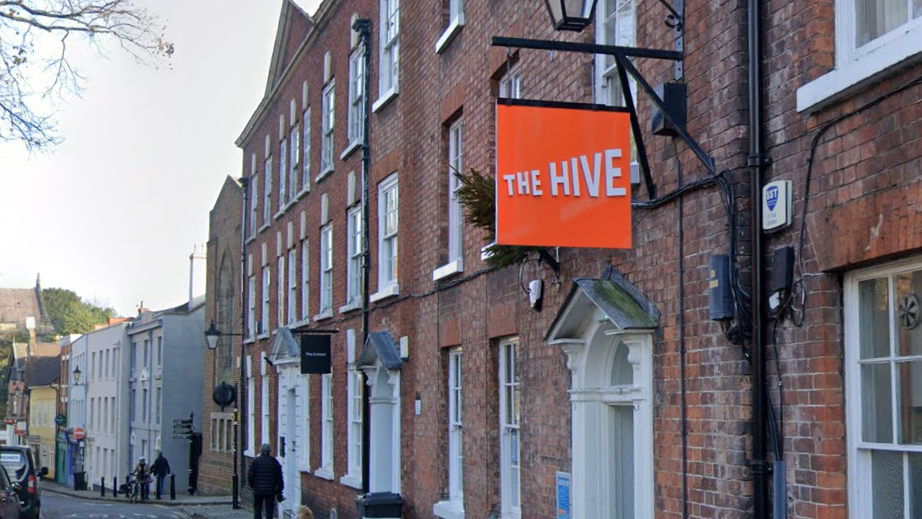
xmin=896 ymin=270 xmax=922 ymax=356
xmin=856 ymin=0 xmax=909 ymax=47
xmin=871 ymin=450 xmax=903 ymax=519
xmin=916 ymin=0 xmax=922 ymax=18
xmin=898 ymin=360 xmax=922 ymax=444
xmin=510 ymin=429 xmax=520 ymax=506
xmin=862 ymin=363 xmax=894 ymax=443
xmin=860 ymin=278 xmax=892 ymax=359
xmin=610 ymin=341 xmax=634 ymax=386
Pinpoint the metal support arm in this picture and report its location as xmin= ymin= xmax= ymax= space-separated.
xmin=491 ymin=35 xmax=717 ymax=199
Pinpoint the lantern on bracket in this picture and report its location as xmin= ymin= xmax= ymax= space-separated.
xmin=544 ymin=0 xmax=598 ymax=32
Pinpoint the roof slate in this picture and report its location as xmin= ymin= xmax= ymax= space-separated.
xmin=0 ymin=288 xmax=41 ymax=327
xmin=25 ymin=355 xmax=61 ymax=386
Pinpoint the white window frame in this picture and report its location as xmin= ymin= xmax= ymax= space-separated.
xmin=499 ymin=66 xmax=521 ymax=100
xmin=261 ymin=265 xmax=271 ymax=336
xmin=320 ymin=82 xmax=336 ymax=177
xmin=434 ymin=348 xmax=464 ymax=519
xmin=480 ymin=71 xmax=520 ymax=263
xmin=248 ymin=274 xmax=256 ymax=338
xmin=250 ymin=170 xmax=259 ymax=238
xmin=346 ymin=48 xmax=365 ymax=155
xmin=290 ymin=123 xmax=300 ymax=200
xmin=594 ymin=0 xmax=640 ymax=184
xmin=845 ymin=256 xmax=922 ymax=518
xmin=246 ymin=356 xmax=256 ymax=456
xmin=263 ymin=156 xmax=273 ymax=226
xmin=435 ymin=0 xmax=465 ymax=53
xmin=499 ymin=338 xmax=521 ymax=519
xmin=798 ymin=0 xmax=922 ymax=112
xmin=277 ymin=255 xmax=285 ymax=327
xmin=449 ymin=349 xmax=463 ymax=500
xmin=302 ymin=108 xmax=312 ymax=193
xmin=288 ymin=248 xmax=298 ymax=325
xmin=279 ymin=138 xmax=288 ymax=212
xmin=375 ymin=0 xmax=400 ymax=111
xmin=434 ymin=119 xmax=464 ymax=281
xmin=374 ymin=174 xmax=399 ymax=299
xmin=346 ymin=206 xmax=363 ymax=308
xmin=301 ymin=241 xmax=310 ymax=321
xmin=298 ymin=375 xmax=311 ymax=472
xmin=318 ymin=373 xmax=334 ymax=479
xmin=261 ymin=359 xmax=270 ymax=446
xmin=341 ymin=368 xmax=364 ymax=489
xmin=318 ymin=224 xmax=333 ymax=317
xmin=594 ymin=0 xmax=636 ymax=107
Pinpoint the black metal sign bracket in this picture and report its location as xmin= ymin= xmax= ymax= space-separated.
xmin=491 ymin=35 xmax=716 ymax=201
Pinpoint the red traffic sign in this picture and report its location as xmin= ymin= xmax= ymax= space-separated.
xmin=73 ymin=428 xmax=86 ymax=440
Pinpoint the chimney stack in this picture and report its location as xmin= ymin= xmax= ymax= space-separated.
xmin=189 ymin=244 xmax=207 ymax=310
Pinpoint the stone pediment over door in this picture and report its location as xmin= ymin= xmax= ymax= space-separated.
xmin=269 ymin=328 xmax=300 ymax=368
xmin=547 ymin=265 xmax=659 ymax=345
xmin=357 ymin=330 xmax=403 ymax=371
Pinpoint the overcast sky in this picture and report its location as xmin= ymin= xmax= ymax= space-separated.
xmin=0 ymin=0 xmax=322 ymax=316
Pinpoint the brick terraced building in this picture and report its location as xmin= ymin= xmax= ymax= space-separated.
xmin=201 ymin=0 xmax=922 ymax=517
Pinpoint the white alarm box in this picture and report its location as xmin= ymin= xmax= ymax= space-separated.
xmin=762 ymin=180 xmax=792 ymax=232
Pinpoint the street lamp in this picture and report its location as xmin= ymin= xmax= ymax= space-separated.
xmin=204 ymin=321 xmax=223 ymax=350
xmin=72 ymin=366 xmax=82 ymax=385
xmin=544 ymin=0 xmax=597 ymax=31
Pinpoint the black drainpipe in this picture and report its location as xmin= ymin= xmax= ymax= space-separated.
xmin=354 ymin=17 xmax=373 ymax=496
xmin=747 ymin=0 xmax=769 ymax=515
xmin=677 ymin=153 xmax=688 ymax=519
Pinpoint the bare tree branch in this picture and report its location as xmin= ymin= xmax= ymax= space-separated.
xmin=0 ymin=0 xmax=172 ymax=151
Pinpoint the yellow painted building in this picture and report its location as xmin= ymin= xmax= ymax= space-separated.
xmin=27 ymin=386 xmax=57 ymax=479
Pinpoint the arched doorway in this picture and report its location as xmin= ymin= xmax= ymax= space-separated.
xmin=546 ymin=269 xmax=658 ymax=519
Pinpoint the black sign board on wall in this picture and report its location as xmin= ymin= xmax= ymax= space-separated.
xmin=301 ymin=335 xmax=332 ymax=374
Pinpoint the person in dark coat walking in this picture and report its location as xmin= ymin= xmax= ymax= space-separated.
xmin=151 ymin=451 xmax=171 ymax=499
xmin=247 ymin=443 xmax=283 ymax=519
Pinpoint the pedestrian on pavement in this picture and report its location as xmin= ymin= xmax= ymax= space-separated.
xmin=247 ymin=443 xmax=283 ymax=519
xmin=151 ymin=451 xmax=171 ymax=499
xmin=133 ymin=457 xmax=152 ymax=501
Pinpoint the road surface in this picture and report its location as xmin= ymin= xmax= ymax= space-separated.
xmin=40 ymin=493 xmax=190 ymax=519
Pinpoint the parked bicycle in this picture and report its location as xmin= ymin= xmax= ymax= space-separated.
xmin=119 ymin=474 xmax=141 ymax=504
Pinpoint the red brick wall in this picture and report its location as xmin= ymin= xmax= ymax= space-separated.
xmin=200 ymin=177 xmax=244 ymax=495
xmin=224 ymin=0 xmax=922 ymax=517
xmin=759 ymin=0 xmax=922 ymax=514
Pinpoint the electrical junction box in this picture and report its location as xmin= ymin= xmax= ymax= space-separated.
xmin=762 ymin=180 xmax=792 ymax=232
xmin=651 ymin=83 xmax=687 ymax=137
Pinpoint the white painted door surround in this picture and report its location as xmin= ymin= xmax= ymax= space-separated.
xmin=270 ymin=328 xmax=306 ymax=519
xmin=546 ymin=271 xmax=658 ymax=519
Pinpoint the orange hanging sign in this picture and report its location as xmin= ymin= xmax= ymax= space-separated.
xmin=496 ymin=100 xmax=633 ymax=249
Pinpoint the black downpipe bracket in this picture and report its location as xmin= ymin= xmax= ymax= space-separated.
xmin=747 ymin=0 xmax=770 ymax=515
xmin=354 ymin=17 xmax=373 ymax=495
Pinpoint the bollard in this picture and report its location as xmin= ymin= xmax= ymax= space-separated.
xmin=170 ymin=473 xmax=176 ymax=500
xmin=113 ymin=475 xmax=118 ymax=497
xmin=232 ymin=473 xmax=238 ymax=509
xmin=101 ymin=477 xmax=106 ymax=497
